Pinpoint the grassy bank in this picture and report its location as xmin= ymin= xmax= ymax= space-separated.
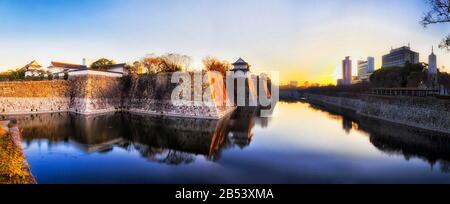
xmin=0 ymin=123 xmax=35 ymax=184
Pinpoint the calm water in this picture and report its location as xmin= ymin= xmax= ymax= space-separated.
xmin=11 ymin=102 xmax=450 ymax=183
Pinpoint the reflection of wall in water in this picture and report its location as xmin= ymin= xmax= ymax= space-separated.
xmin=15 ymin=113 xmax=226 ymax=156
xmin=13 ymin=113 xmax=125 ymax=149
xmin=307 ymin=102 xmax=450 ymax=173
xmin=359 ymin=116 xmax=450 ymax=173
xmin=123 ymin=113 xmax=231 ymax=160
xmin=11 ymin=110 xmax=266 ymax=164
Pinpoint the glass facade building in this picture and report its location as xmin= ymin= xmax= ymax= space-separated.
xmin=382 ymin=46 xmax=419 ymax=68
xmin=357 ymin=57 xmax=375 ymax=81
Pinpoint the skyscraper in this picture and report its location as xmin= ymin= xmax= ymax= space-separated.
xmin=357 ymin=57 xmax=375 ymax=82
xmin=382 ymin=46 xmax=419 ymax=68
xmin=428 ymin=47 xmax=437 ymax=74
xmin=428 ymin=47 xmax=438 ymax=88
xmin=342 ymin=56 xmax=352 ymax=85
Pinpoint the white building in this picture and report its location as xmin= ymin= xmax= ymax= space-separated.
xmin=102 ymin=63 xmax=127 ymax=74
xmin=48 ymin=61 xmax=88 ymax=77
xmin=67 ymin=63 xmax=127 ymax=78
xmin=24 ymin=60 xmax=47 ymax=77
xmin=342 ymin=56 xmax=352 ymax=85
xmin=22 ymin=59 xmax=127 ymax=79
xmin=357 ymin=57 xmax=375 ymax=82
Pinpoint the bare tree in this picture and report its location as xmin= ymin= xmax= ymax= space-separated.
xmin=141 ymin=54 xmax=163 ymax=74
xmin=202 ymin=56 xmax=231 ymax=76
xmin=160 ymin=53 xmax=191 ymax=72
xmin=140 ymin=53 xmax=191 ymax=73
xmin=421 ymin=0 xmax=450 ymax=50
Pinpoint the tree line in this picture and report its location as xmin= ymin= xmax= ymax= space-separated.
xmin=0 ymin=53 xmax=232 ymax=82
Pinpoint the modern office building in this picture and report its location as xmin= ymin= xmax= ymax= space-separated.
xmin=382 ymin=46 xmax=419 ymax=68
xmin=341 ymin=56 xmax=352 ymax=85
xmin=357 ymin=57 xmax=375 ymax=81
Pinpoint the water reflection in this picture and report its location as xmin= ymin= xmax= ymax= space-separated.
xmin=307 ymin=102 xmax=450 ymax=173
xmin=11 ymin=108 xmax=268 ymax=165
xmin=3 ymin=101 xmax=450 ymax=183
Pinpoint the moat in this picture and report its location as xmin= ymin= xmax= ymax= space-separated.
xmin=6 ymin=102 xmax=450 ymax=183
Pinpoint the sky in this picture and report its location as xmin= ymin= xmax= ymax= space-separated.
xmin=0 ymin=0 xmax=449 ymax=84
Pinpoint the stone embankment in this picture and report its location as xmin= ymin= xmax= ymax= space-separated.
xmin=0 ymin=73 xmax=235 ymax=119
xmin=0 ymin=81 xmax=70 ymax=115
xmin=305 ymin=93 xmax=450 ymax=134
xmin=121 ymin=74 xmax=235 ymax=119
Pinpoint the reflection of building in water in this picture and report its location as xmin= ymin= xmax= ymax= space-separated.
xmin=342 ymin=117 xmax=353 ymax=134
xmin=227 ymin=108 xmax=258 ymax=149
xmin=341 ymin=117 xmax=360 ymax=134
xmin=11 ymin=109 xmax=271 ymax=165
xmin=256 ymin=117 xmax=271 ymax=129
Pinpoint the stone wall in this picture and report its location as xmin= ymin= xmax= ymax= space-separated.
xmin=0 ymin=77 xmax=121 ymax=115
xmin=0 ymin=81 xmax=70 ymax=115
xmin=122 ymin=74 xmax=235 ymax=119
xmin=0 ymin=81 xmax=70 ymax=97
xmin=0 ymin=74 xmax=235 ymax=119
xmin=0 ymin=97 xmax=70 ymax=115
xmin=305 ymin=93 xmax=450 ymax=134
xmin=68 ymin=75 xmax=122 ymax=114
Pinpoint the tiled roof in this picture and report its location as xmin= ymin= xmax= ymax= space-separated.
xmin=24 ymin=60 xmax=42 ymax=69
xmin=94 ymin=63 xmax=126 ymax=72
xmin=102 ymin=63 xmax=126 ymax=68
xmin=232 ymin=58 xmax=248 ymax=65
xmin=51 ymin=61 xmax=87 ymax=69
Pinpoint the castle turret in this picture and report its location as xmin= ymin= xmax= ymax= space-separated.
xmin=231 ymin=58 xmax=250 ymax=78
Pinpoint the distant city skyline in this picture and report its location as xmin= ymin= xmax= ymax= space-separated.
xmin=0 ymin=0 xmax=449 ymax=84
